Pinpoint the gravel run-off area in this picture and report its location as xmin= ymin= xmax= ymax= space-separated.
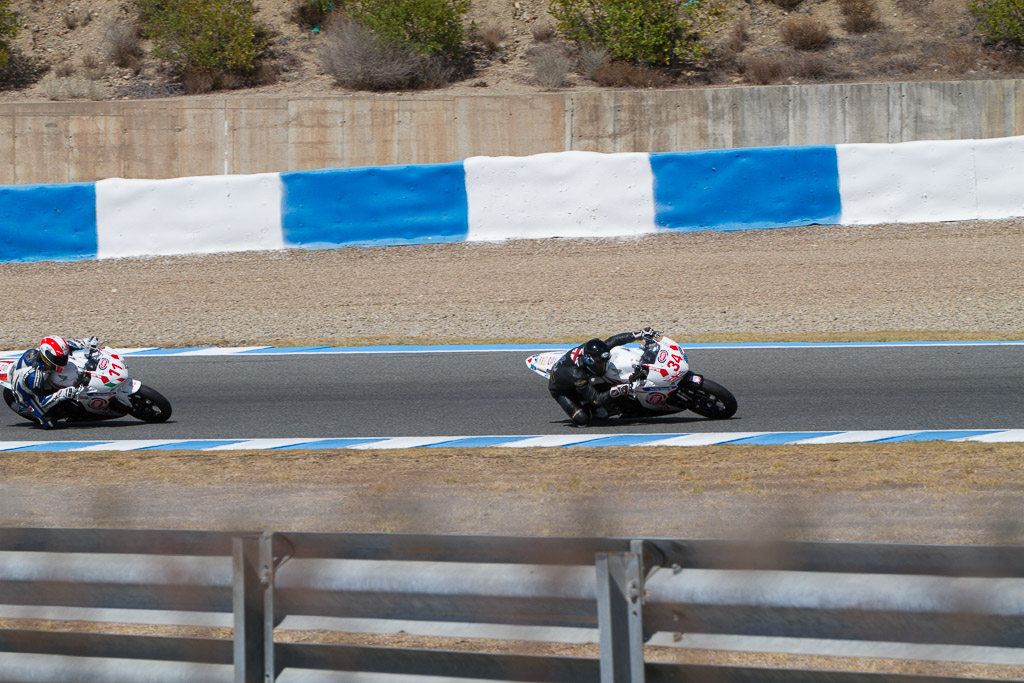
xmin=0 ymin=219 xmax=1022 ymax=349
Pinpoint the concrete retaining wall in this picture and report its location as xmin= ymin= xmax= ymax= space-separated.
xmin=3 ymin=136 xmax=1022 ymax=262
xmin=1 ymin=79 xmax=1022 ymax=184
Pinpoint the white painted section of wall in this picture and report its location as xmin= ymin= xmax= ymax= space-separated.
xmin=464 ymin=151 xmax=656 ymax=241
xmin=973 ymin=135 xmax=1024 ymax=219
xmin=837 ymin=138 xmax=980 ymax=224
xmin=95 ymin=173 xmax=284 ymax=259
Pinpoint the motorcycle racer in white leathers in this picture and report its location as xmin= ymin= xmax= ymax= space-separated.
xmin=8 ymin=335 xmax=100 ymax=428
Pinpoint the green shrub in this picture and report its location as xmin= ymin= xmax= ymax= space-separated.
xmin=0 ymin=0 xmax=21 ymax=70
xmin=136 ymin=0 xmax=270 ymax=80
xmin=345 ymin=0 xmax=469 ymax=57
xmin=549 ymin=0 xmax=726 ymax=65
xmin=970 ymin=0 xmax=1024 ymax=45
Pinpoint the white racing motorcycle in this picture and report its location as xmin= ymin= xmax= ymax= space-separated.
xmin=527 ymin=334 xmax=737 ymax=421
xmin=1 ymin=345 xmax=172 ymax=426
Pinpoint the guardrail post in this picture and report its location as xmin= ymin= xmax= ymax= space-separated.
xmin=233 ymin=533 xmax=286 ymax=682
xmin=233 ymin=534 xmax=264 ymax=682
xmin=596 ymin=540 xmax=646 ymax=683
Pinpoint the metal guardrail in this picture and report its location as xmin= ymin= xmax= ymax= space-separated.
xmin=0 ymin=528 xmax=1022 ymax=682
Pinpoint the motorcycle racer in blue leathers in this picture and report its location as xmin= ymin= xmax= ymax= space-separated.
xmin=7 ymin=335 xmax=100 ymax=428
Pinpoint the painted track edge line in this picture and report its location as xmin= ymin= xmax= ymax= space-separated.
xmin=4 ymin=340 xmax=1023 ymax=359
xmin=0 ymin=430 xmax=1021 ymax=451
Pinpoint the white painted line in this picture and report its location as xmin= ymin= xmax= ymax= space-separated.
xmin=0 ymin=441 xmax=50 ymax=451
xmin=171 ymin=346 xmax=272 ymax=356
xmin=957 ymin=429 xmax=1024 ymax=442
xmin=500 ymin=435 xmax=616 ymax=448
xmin=204 ymin=438 xmax=329 ymax=450
xmin=74 ymin=440 xmax=188 ymax=451
xmin=794 ymin=430 xmax=921 ymax=444
xmin=643 ymin=432 xmax=768 ymax=446
xmin=345 ymin=437 xmax=454 ymax=449
xmin=1 ymin=431 xmax=1022 ymax=452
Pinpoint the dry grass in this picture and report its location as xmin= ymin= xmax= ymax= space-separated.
xmin=531 ymin=22 xmax=557 ymax=43
xmin=318 ymin=18 xmax=452 ymax=91
xmin=528 ymin=46 xmax=573 ymax=89
xmin=780 ymin=17 xmax=831 ymax=50
xmin=103 ymin=21 xmax=143 ymax=71
xmin=474 ymin=24 xmax=508 ymax=53
xmin=839 ymin=0 xmax=883 ymax=33
xmin=62 ymin=7 xmax=92 ymax=31
xmin=591 ymin=60 xmax=673 ymax=87
xmin=578 ymin=44 xmax=610 ymax=78
xmin=1 ymin=619 xmax=1022 ymax=679
xmin=1 ymin=442 xmax=1021 ymax=543
xmin=53 ymin=61 xmax=74 ymax=78
xmin=3 ymin=442 xmax=1020 ymax=495
xmin=741 ymin=52 xmax=786 ymax=83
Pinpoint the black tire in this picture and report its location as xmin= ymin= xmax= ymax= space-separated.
xmin=677 ymin=378 xmax=737 ymax=420
xmin=128 ymin=385 xmax=172 ymax=423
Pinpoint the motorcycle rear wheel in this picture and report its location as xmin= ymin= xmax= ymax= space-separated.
xmin=676 ymin=379 xmax=737 ymax=419
xmin=128 ymin=385 xmax=172 ymax=423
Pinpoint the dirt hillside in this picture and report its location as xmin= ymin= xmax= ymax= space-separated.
xmin=1 ymin=0 xmax=1021 ymax=102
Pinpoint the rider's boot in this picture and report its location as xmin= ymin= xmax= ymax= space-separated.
xmin=571 ymin=406 xmax=592 ymax=427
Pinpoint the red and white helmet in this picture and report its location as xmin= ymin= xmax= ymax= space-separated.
xmin=38 ymin=336 xmax=70 ymax=371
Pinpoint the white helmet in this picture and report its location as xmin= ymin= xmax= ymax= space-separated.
xmin=38 ymin=336 xmax=70 ymax=371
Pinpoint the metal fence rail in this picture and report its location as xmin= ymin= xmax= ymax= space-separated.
xmin=0 ymin=527 xmax=1021 ymax=682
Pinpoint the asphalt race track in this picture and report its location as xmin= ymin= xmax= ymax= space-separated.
xmin=0 ymin=344 xmax=1020 ymax=442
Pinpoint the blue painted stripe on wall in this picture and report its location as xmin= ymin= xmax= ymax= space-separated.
xmin=0 ymin=182 xmax=98 ymax=261
xmin=650 ymin=146 xmax=842 ymax=231
xmin=280 ymin=162 xmax=469 ymax=248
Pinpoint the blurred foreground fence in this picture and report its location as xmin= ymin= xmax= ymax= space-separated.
xmin=0 ymin=528 xmax=1022 ymax=682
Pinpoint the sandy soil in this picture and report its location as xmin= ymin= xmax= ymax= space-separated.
xmin=1 ymin=219 xmax=1022 ymax=349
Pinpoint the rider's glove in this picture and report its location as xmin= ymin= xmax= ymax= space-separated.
xmin=83 ymin=336 xmax=100 ymax=349
xmin=608 ymin=381 xmax=641 ymax=399
xmin=52 ymin=386 xmax=82 ymax=402
xmin=632 ymin=326 xmax=661 ymax=341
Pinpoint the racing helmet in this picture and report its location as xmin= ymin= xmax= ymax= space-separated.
xmin=581 ymin=338 xmax=611 ymax=375
xmin=38 ymin=336 xmax=70 ymax=371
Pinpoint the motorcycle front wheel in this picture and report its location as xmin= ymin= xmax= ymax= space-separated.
xmin=128 ymin=385 xmax=172 ymax=423
xmin=676 ymin=379 xmax=737 ymax=419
